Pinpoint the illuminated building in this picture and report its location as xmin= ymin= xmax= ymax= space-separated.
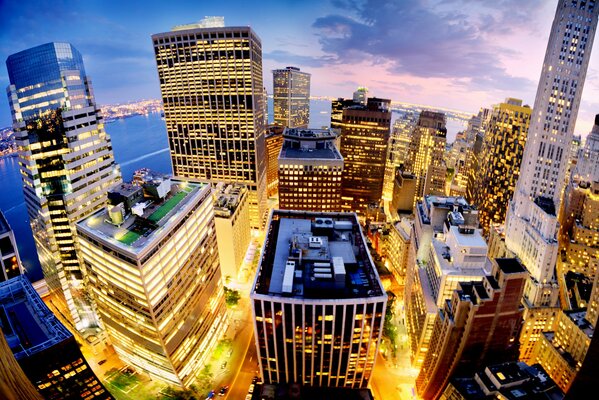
xmin=404 ymin=111 xmax=447 ymax=202
xmin=152 ymin=20 xmax=267 ymax=228
xmin=266 ymin=125 xmax=285 ymax=198
xmin=0 ymin=275 xmax=112 ymax=399
xmin=383 ymin=114 xmax=417 ymax=202
xmin=464 ymin=108 xmax=491 ymax=204
xmin=278 ymin=128 xmax=343 ymax=212
xmin=6 ymin=42 xmax=122 ymax=330
xmin=504 ymin=0 xmax=598 ymax=309
xmin=530 ymin=310 xmax=591 ymax=392
xmin=77 ymin=179 xmax=226 ymax=387
xmin=352 ymin=87 xmax=368 ymax=105
xmin=416 ymin=258 xmax=527 ymax=399
xmin=390 ymin=171 xmax=417 ymax=215
xmin=404 ymin=196 xmax=480 ymax=367
xmin=273 ymin=66 xmax=310 ymax=128
xmin=471 ymin=98 xmax=531 ymax=237
xmin=446 ymin=139 xmax=472 ymax=197
xmin=0 ymin=211 xmax=23 ymax=282
xmin=251 ymin=210 xmax=387 ymax=388
xmin=0 ymin=328 xmax=42 ymax=400
xmin=385 ymin=217 xmax=412 ymax=290
xmin=213 ymin=183 xmax=251 ymax=282
xmin=338 ymin=98 xmax=391 ymax=213
xmin=573 ymin=114 xmax=599 ymax=184
xmin=441 ymin=362 xmax=563 ymax=400
xmin=330 ymin=98 xmax=355 ymax=131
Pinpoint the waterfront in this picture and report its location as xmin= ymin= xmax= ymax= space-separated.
xmin=0 ymin=99 xmax=464 ymax=282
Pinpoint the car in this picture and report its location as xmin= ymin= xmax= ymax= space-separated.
xmin=205 ymin=390 xmax=215 ymax=400
xmin=245 ymin=395 xmax=252 ymax=400
xmin=98 ymin=359 xmax=107 ymax=365
xmin=251 ymin=376 xmax=260 ymax=384
xmin=248 ymin=383 xmax=255 ymax=394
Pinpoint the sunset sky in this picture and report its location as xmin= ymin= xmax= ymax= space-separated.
xmin=1 ymin=0 xmax=598 ymax=136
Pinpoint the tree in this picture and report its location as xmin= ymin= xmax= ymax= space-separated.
xmin=224 ymin=286 xmax=240 ymax=307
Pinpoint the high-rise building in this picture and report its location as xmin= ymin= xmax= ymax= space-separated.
xmin=213 ymin=183 xmax=252 ymax=282
xmin=265 ymin=125 xmax=285 ymax=198
xmin=77 ymin=179 xmax=226 ymax=387
xmin=0 ymin=275 xmax=113 ymax=399
xmin=404 ymin=196 xmax=487 ymax=367
xmin=465 ymin=108 xmax=491 ymax=204
xmin=573 ymin=114 xmax=599 ymax=183
xmin=382 ymin=113 xmax=418 ymax=202
xmin=152 ymin=21 xmax=267 ymax=228
xmin=251 ymin=210 xmax=387 ymax=388
xmin=471 ymin=98 xmax=531 ymax=237
xmin=278 ymin=128 xmax=343 ymax=212
xmin=445 ymin=139 xmax=472 ymax=197
xmin=415 ymin=258 xmax=527 ymax=399
xmin=0 ymin=211 xmax=23 ymax=282
xmin=442 ymin=361 xmax=563 ymax=400
xmin=504 ymin=0 xmax=599 ymax=308
xmin=6 ymin=43 xmax=122 ymax=329
xmin=353 ymin=87 xmax=368 ymax=105
xmin=404 ymin=111 xmax=447 ymax=203
xmin=273 ymin=66 xmax=310 ymax=128
xmin=330 ymin=98 xmax=355 ymax=131
xmin=338 ymin=98 xmax=391 ymax=213
xmin=385 ymin=217 xmax=412 ymax=290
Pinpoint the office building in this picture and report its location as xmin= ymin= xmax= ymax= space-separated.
xmin=530 ymin=310 xmax=591 ymax=392
xmin=404 ymin=196 xmax=479 ymax=366
xmin=573 ymin=114 xmax=599 ymax=184
xmin=213 ymin=183 xmax=252 ymax=282
xmin=404 ymin=111 xmax=447 ymax=202
xmin=0 ymin=211 xmax=23 ymax=282
xmin=405 ymin=196 xmax=489 ymax=367
xmin=251 ymin=210 xmax=387 ymax=388
xmin=338 ymin=98 xmax=391 ymax=213
xmin=330 ymin=98 xmax=355 ymax=131
xmin=273 ymin=66 xmax=310 ymax=128
xmin=0 ymin=275 xmax=112 ymax=399
xmin=266 ymin=125 xmax=285 ymax=198
xmin=471 ymin=98 xmax=531 ymax=237
xmin=6 ymin=42 xmax=122 ymax=329
xmin=504 ymin=0 xmax=599 ymax=308
xmin=441 ymin=362 xmax=563 ymax=400
xmin=278 ymin=128 xmax=343 ymax=212
xmin=390 ymin=171 xmax=417 ymax=215
xmin=152 ymin=20 xmax=267 ymax=228
xmin=464 ymin=108 xmax=491 ymax=204
xmin=416 ymin=258 xmax=527 ymax=399
xmin=77 ymin=178 xmax=226 ymax=387
xmin=446 ymin=139 xmax=472 ymax=197
xmin=385 ymin=217 xmax=412 ymax=289
xmin=0 ymin=329 xmax=42 ymax=400
xmin=383 ymin=114 xmax=417 ymax=202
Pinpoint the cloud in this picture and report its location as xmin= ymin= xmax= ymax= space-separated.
xmin=264 ymin=50 xmax=336 ymax=67
xmin=310 ymin=0 xmax=536 ymax=93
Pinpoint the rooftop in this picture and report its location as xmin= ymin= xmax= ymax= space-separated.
xmin=77 ymin=180 xmax=206 ymax=256
xmin=0 ymin=210 xmax=10 ymax=235
xmin=253 ymin=210 xmax=385 ymax=300
xmin=213 ymin=183 xmax=247 ymax=218
xmin=280 ymin=128 xmax=342 ymax=161
xmin=0 ymin=276 xmax=71 ymax=359
xmin=495 ymin=258 xmax=526 ymax=274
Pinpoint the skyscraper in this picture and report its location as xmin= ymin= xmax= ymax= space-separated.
xmin=77 ymin=178 xmax=226 ymax=387
xmin=273 ymin=66 xmax=311 ymax=128
xmin=278 ymin=128 xmax=343 ymax=212
xmin=338 ymin=97 xmax=391 ymax=214
xmin=6 ymin=43 xmax=122 ymax=329
xmin=0 ymin=275 xmax=113 ymax=399
xmin=404 ymin=111 xmax=447 ymax=203
xmin=504 ymin=0 xmax=599 ymax=308
xmin=472 ymin=98 xmax=531 ymax=237
xmin=251 ymin=210 xmax=386 ymax=388
xmin=265 ymin=125 xmax=285 ymax=198
xmin=382 ymin=113 xmax=417 ymax=202
xmin=152 ymin=20 xmax=267 ymax=228
xmin=0 ymin=211 xmax=23 ymax=282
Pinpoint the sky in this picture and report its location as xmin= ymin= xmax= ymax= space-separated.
xmin=1 ymin=0 xmax=598 ymax=135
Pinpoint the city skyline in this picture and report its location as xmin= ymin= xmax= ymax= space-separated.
xmin=1 ymin=0 xmax=599 ymax=136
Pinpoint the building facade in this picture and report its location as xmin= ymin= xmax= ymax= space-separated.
xmin=266 ymin=125 xmax=285 ymax=198
xmin=504 ymin=0 xmax=599 ymax=308
xmin=213 ymin=183 xmax=252 ymax=282
xmin=6 ymin=42 xmax=122 ymax=329
xmin=278 ymin=128 xmax=343 ymax=212
xmin=404 ymin=111 xmax=447 ymax=203
xmin=272 ymin=66 xmax=310 ymax=128
xmin=416 ymin=258 xmax=527 ymax=399
xmin=0 ymin=211 xmax=23 ymax=282
xmin=0 ymin=275 xmax=112 ymax=399
xmin=382 ymin=113 xmax=417 ymax=202
xmin=471 ymin=98 xmax=531 ymax=237
xmin=251 ymin=210 xmax=387 ymax=389
xmin=338 ymin=98 xmax=391 ymax=214
xmin=152 ymin=22 xmax=267 ymax=228
xmin=77 ymin=179 xmax=226 ymax=387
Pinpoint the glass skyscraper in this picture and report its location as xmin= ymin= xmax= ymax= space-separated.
xmin=6 ymin=43 xmax=122 ymax=330
xmin=272 ymin=66 xmax=311 ymax=128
